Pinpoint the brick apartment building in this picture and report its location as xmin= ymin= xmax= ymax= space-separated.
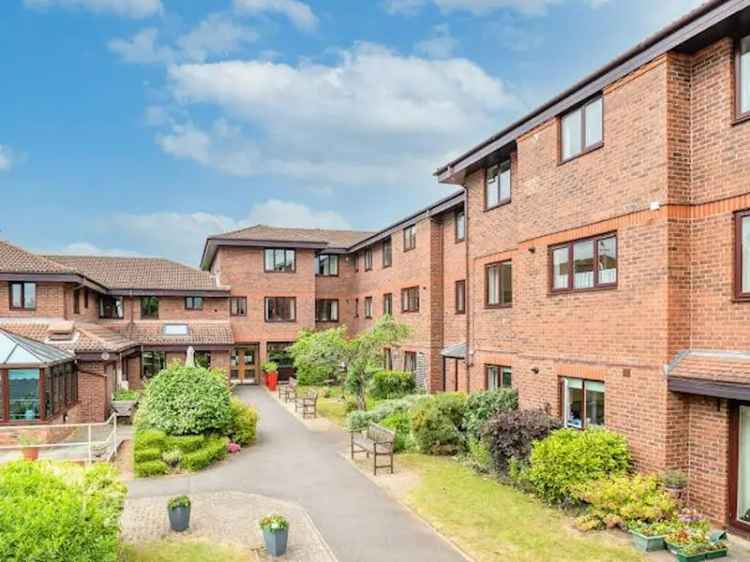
xmin=0 ymin=0 xmax=749 ymax=531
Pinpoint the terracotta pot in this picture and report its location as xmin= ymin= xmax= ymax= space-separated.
xmin=21 ymin=447 xmax=39 ymax=461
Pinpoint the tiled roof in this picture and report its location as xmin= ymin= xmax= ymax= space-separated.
xmin=670 ymin=350 xmax=750 ymax=384
xmin=214 ymin=225 xmax=375 ymax=248
xmin=0 ymin=321 xmax=136 ymax=354
xmin=43 ymin=255 xmax=224 ymax=291
xmin=123 ymin=322 xmax=234 ymax=346
xmin=0 ymin=328 xmax=75 ymax=365
xmin=0 ymin=240 xmax=75 ymax=274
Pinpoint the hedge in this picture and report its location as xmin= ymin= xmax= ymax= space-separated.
xmin=411 ymin=393 xmax=467 ymax=455
xmin=463 ymin=388 xmax=518 ymax=442
xmin=134 ymin=460 xmax=169 ymax=478
xmin=226 ymin=399 xmax=259 ymax=446
xmin=369 ymin=371 xmax=416 ymax=400
xmin=181 ymin=437 xmax=229 ymax=472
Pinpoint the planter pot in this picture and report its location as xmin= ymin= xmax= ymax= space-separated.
xmin=265 ymin=372 xmax=279 ymax=392
xmin=705 ymin=548 xmax=728 ymax=560
xmin=666 ymin=542 xmax=683 ymax=555
xmin=111 ymin=400 xmax=137 ymax=416
xmin=676 ymin=553 xmax=707 ymax=562
xmin=665 ymin=486 xmax=686 ymax=504
xmin=21 ymin=447 xmax=39 ymax=461
xmin=168 ymin=506 xmax=191 ymax=532
xmin=630 ymin=530 xmax=666 ymax=552
xmin=263 ymin=527 xmax=288 ymax=557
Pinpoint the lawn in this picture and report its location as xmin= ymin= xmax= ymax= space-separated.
xmin=120 ymin=539 xmax=253 ymax=562
xmin=398 ymin=454 xmax=646 ymax=562
xmin=304 ymin=385 xmax=381 ymax=427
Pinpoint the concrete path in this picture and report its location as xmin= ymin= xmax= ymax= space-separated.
xmin=127 ymin=386 xmax=468 ymax=562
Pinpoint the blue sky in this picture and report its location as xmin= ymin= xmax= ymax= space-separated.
xmin=0 ymin=0 xmax=704 ymax=265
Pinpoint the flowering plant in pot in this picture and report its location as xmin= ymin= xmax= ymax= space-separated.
xmin=18 ymin=432 xmax=43 ymax=461
xmin=167 ymin=495 xmax=191 ymax=532
xmin=259 ymin=514 xmax=289 ymax=557
xmin=262 ymin=361 xmax=279 ymax=391
xmin=662 ymin=469 xmax=688 ymax=504
xmin=628 ymin=520 xmax=677 ymax=552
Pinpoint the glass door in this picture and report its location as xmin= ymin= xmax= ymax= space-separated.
xmin=230 ymin=345 xmax=259 ymax=385
xmin=737 ymin=406 xmax=750 ymax=525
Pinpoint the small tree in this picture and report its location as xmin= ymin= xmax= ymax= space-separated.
xmin=287 ymin=327 xmax=348 ymax=385
xmin=345 ymin=316 xmax=410 ymax=410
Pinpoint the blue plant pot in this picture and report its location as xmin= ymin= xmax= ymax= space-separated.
xmin=168 ymin=505 xmax=190 ymax=532
xmin=263 ymin=527 xmax=289 ymax=557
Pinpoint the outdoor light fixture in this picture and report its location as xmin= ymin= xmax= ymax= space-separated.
xmin=531 ymin=367 xmax=539 ymax=374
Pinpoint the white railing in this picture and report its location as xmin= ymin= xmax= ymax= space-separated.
xmin=0 ymin=414 xmax=118 ymax=465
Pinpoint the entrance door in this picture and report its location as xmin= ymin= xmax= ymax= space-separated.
xmin=231 ymin=345 xmax=259 ymax=385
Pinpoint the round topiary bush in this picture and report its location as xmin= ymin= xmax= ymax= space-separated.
xmin=0 ymin=461 xmax=126 ymax=562
xmin=140 ymin=364 xmax=232 ymax=436
xmin=410 ymin=392 xmax=467 ymax=455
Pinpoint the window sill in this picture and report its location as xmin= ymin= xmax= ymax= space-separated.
xmin=9 ymin=307 xmax=36 ymax=311
xmin=484 ymin=199 xmax=511 ymax=213
xmin=455 ymin=311 xmax=466 ymax=315
xmin=455 ymin=237 xmax=465 ymax=244
xmin=403 ymin=247 xmax=416 ymax=253
xmin=264 ymin=320 xmax=297 ymax=323
xmin=733 ymin=112 xmax=750 ymax=127
xmin=401 ymin=310 xmax=419 ymax=314
xmin=264 ymin=271 xmax=297 ymax=274
xmin=549 ymin=284 xmax=617 ymax=296
xmin=558 ymin=142 xmax=604 ymax=166
xmin=485 ymin=304 xmax=512 ymax=310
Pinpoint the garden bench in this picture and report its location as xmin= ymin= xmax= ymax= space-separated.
xmin=279 ymin=378 xmax=298 ymax=402
xmin=294 ymin=390 xmax=318 ymax=419
xmin=350 ymin=423 xmax=395 ymax=475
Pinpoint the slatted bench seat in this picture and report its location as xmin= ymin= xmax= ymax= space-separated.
xmin=278 ymin=378 xmax=298 ymax=402
xmin=350 ymin=423 xmax=395 ymax=475
xmin=294 ymin=390 xmax=318 ymax=419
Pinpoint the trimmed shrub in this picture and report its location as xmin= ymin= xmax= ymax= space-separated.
xmin=411 ymin=393 xmax=467 ymax=455
xmin=482 ymin=409 xmax=561 ymax=472
xmin=346 ymin=394 xmax=427 ymax=431
xmin=181 ymin=437 xmax=229 ymax=472
xmin=466 ymin=438 xmax=493 ymax=473
xmin=369 ymin=371 xmax=416 ymax=400
xmin=134 ymin=447 xmax=162 ymax=463
xmin=0 ymin=461 xmax=126 ymax=562
xmin=380 ymin=411 xmax=412 ymax=452
xmin=134 ymin=460 xmax=169 ymax=478
xmin=139 ymin=364 xmax=232 ymax=436
xmin=165 ymin=434 xmax=205 ymax=454
xmin=134 ymin=429 xmax=167 ymax=451
xmin=463 ymin=388 xmax=518 ymax=442
xmin=162 ymin=449 xmax=182 ymax=467
xmin=226 ymin=399 xmax=259 ymax=446
xmin=573 ymin=474 xmax=678 ymax=531
xmin=524 ymin=428 xmax=632 ymax=504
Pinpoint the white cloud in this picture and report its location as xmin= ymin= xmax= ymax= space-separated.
xmin=0 ymin=146 xmax=16 ymax=172
xmin=109 ymin=15 xmax=258 ymax=65
xmin=58 ymin=242 xmax=144 ymax=257
xmin=383 ymin=0 xmax=425 ymax=15
xmin=386 ymin=0 xmax=610 ymax=16
xmin=246 ymin=200 xmax=352 ymax=229
xmin=24 ymin=0 xmax=162 ymax=18
xmin=156 ymin=43 xmax=513 ymax=188
xmin=233 ymin=0 xmax=318 ymax=31
xmin=415 ymin=25 xmax=458 ymax=59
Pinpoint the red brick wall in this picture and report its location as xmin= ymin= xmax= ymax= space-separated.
xmin=77 ymin=361 xmax=115 ymax=422
xmin=0 ymin=282 xmax=66 ymax=318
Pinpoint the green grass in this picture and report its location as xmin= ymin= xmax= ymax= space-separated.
xmin=305 ymin=385 xmax=382 ymax=427
xmin=120 ymin=539 xmax=252 ymax=562
xmin=399 ymin=454 xmax=645 ymax=562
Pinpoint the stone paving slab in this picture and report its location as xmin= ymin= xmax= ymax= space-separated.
xmin=121 ymin=491 xmax=337 ymax=562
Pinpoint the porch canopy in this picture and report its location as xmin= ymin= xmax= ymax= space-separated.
xmin=668 ymin=350 xmax=750 ymax=401
xmin=441 ymin=342 xmax=467 ymax=360
xmin=0 ymin=329 xmax=76 ymax=422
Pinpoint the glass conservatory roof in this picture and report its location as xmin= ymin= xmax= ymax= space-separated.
xmin=0 ymin=329 xmax=74 ymax=366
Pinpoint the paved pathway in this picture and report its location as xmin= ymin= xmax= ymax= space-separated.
xmin=128 ymin=386 xmax=467 ymax=562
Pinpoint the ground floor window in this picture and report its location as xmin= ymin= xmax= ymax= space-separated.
xmin=142 ymin=351 xmax=166 ymax=380
xmin=0 ymin=363 xmax=77 ymax=423
xmin=486 ymin=365 xmax=511 ymax=390
xmin=267 ymin=342 xmax=294 ymax=371
xmin=561 ymin=377 xmax=605 ymax=429
xmin=384 ymin=348 xmax=393 ymax=370
xmin=404 ymin=351 xmax=417 ymax=374
xmin=195 ymin=351 xmax=211 ymax=369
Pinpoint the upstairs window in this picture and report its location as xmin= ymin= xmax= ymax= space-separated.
xmin=230 ymin=297 xmax=247 ymax=317
xmin=364 ymin=248 xmax=373 ymax=271
xmin=9 ymin=282 xmax=36 ymax=310
xmin=383 ymin=293 xmax=393 ymax=316
xmin=141 ymin=296 xmax=159 ymax=319
xmin=355 ymin=298 xmax=360 ymax=318
xmin=562 ymin=377 xmax=605 ymax=429
xmin=561 ymin=96 xmax=603 ymax=162
xmin=401 ymin=287 xmax=420 ymax=313
xmin=264 ymin=248 xmax=296 ymax=273
xmin=99 ymin=295 xmax=123 ymax=319
xmin=736 ymin=210 xmax=750 ymax=299
xmin=404 ymin=225 xmax=416 ymax=251
xmin=315 ymin=299 xmax=339 ymax=322
xmin=455 ymin=209 xmax=465 ymax=242
xmin=354 ymin=253 xmax=360 ymax=272
xmin=455 ymin=280 xmax=466 ymax=314
xmin=486 ymin=365 xmax=512 ymax=390
xmin=364 ymin=296 xmax=373 ymax=319
xmin=738 ymin=36 xmax=750 ymax=119
xmin=265 ymin=297 xmax=296 ymax=322
xmin=551 ymin=233 xmax=617 ymax=292
xmin=383 ymin=237 xmax=392 ymax=268
xmin=185 ymin=296 xmax=203 ymax=310
xmin=486 ymin=261 xmax=512 ymax=308
xmin=73 ymin=288 xmax=81 ymax=314
xmin=485 ymin=160 xmax=511 ymax=210
xmin=316 ymin=254 xmax=339 ymax=276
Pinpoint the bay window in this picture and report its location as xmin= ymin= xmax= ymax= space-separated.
xmin=486 ymin=260 xmax=512 ymax=307
xmin=561 ymin=377 xmax=605 ymax=429
xmin=551 ymin=233 xmax=617 ymax=292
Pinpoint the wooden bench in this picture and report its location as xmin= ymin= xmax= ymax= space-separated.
xmin=278 ymin=378 xmax=297 ymax=402
xmin=294 ymin=390 xmax=318 ymax=419
xmin=350 ymin=423 xmax=395 ymax=475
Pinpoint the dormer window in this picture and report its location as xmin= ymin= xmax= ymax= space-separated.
xmin=163 ymin=324 xmax=189 ymax=336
